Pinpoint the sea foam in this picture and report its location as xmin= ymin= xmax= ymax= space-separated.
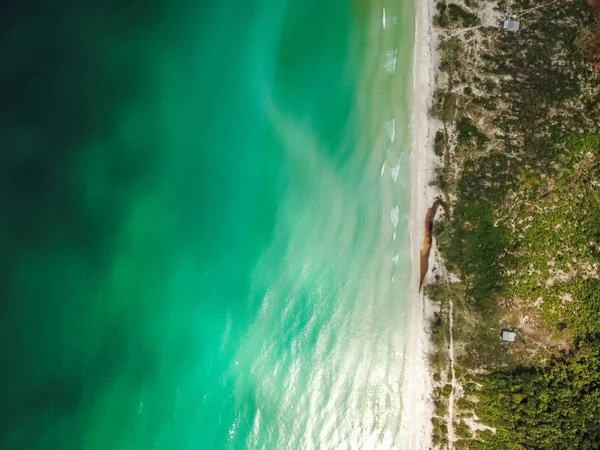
xmin=384 ymin=49 xmax=397 ymax=73
xmin=390 ymin=205 xmax=399 ymax=229
xmin=391 ymin=160 xmax=400 ymax=182
xmin=384 ymin=119 xmax=395 ymax=142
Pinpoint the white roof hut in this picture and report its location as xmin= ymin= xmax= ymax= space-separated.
xmin=503 ymin=18 xmax=520 ymax=32
xmin=501 ymin=329 xmax=516 ymax=342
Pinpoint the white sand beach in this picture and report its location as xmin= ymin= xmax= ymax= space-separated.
xmin=403 ymin=0 xmax=438 ymax=447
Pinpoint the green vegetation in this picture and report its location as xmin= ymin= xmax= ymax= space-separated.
xmin=449 ymin=199 xmax=515 ymax=305
xmin=434 ymin=2 xmax=479 ymax=28
xmin=434 ymin=130 xmax=446 ymax=157
xmin=430 ymin=0 xmax=600 ymax=447
xmin=432 ymin=417 xmax=449 ymax=447
xmin=507 ymin=133 xmax=600 ymax=338
xmin=438 ymin=37 xmax=463 ymax=78
xmin=455 ymin=420 xmax=471 ymax=440
xmin=430 ymin=89 xmax=458 ymax=121
xmin=467 ymin=342 xmax=600 ymax=449
xmin=456 ymin=117 xmax=488 ymax=147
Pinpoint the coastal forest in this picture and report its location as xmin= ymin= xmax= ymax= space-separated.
xmin=426 ymin=0 xmax=600 ymax=448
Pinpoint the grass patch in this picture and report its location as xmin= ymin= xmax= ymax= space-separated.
xmin=435 ymin=2 xmax=479 ymax=28
xmin=456 ymin=117 xmax=488 ymax=147
xmin=434 ymin=129 xmax=446 ymax=157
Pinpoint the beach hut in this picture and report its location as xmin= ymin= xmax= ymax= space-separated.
xmin=501 ymin=329 xmax=516 ymax=342
xmin=503 ymin=18 xmax=520 ymax=32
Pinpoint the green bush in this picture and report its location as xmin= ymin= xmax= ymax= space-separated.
xmin=472 ymin=343 xmax=600 ymax=449
xmin=450 ymin=200 xmax=515 ymax=305
xmin=434 ymin=2 xmax=479 ymax=28
xmin=456 ymin=117 xmax=488 ymax=146
xmin=434 ymin=130 xmax=446 ymax=156
xmin=448 ymin=4 xmax=479 ymax=27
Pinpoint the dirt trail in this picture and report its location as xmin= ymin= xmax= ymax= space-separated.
xmin=419 ymin=199 xmax=457 ymax=447
xmin=446 ymin=272 xmax=457 ymax=449
xmin=431 ymin=248 xmax=458 ymax=448
xmin=517 ymin=0 xmax=570 ymax=16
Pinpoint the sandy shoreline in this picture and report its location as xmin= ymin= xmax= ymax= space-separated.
xmin=403 ymin=0 xmax=437 ymax=447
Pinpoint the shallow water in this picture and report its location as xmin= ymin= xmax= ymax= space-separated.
xmin=0 ymin=0 xmax=415 ymax=448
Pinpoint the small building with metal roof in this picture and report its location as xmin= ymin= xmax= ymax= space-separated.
xmin=503 ymin=18 xmax=520 ymax=32
xmin=501 ymin=329 xmax=517 ymax=342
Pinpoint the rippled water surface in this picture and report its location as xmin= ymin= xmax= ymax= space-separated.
xmin=1 ymin=0 xmax=415 ymax=448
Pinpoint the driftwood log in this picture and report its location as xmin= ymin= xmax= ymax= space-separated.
xmin=419 ymin=199 xmax=448 ymax=292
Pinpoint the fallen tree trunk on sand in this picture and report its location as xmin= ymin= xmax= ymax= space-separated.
xmin=419 ymin=199 xmax=448 ymax=292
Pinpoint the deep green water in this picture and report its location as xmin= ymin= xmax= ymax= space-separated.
xmin=1 ymin=0 xmax=415 ymax=448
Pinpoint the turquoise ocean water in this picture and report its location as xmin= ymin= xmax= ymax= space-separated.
xmin=1 ymin=0 xmax=415 ymax=448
